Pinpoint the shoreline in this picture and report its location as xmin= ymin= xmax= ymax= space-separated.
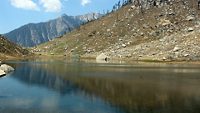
xmin=1 ymin=52 xmax=200 ymax=65
xmin=0 ymin=55 xmax=35 ymax=62
xmin=7 ymin=54 xmax=200 ymax=65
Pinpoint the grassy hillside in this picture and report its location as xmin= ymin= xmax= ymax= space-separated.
xmin=0 ymin=35 xmax=30 ymax=60
xmin=34 ymin=0 xmax=200 ymax=61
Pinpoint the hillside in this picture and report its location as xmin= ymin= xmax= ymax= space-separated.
xmin=4 ymin=13 xmax=102 ymax=47
xmin=0 ymin=35 xmax=29 ymax=60
xmin=34 ymin=0 xmax=200 ymax=61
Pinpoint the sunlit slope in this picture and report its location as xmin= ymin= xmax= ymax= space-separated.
xmin=35 ymin=1 xmax=200 ymax=61
xmin=0 ymin=35 xmax=29 ymax=59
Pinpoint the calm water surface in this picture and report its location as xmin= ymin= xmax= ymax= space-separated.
xmin=0 ymin=59 xmax=200 ymax=113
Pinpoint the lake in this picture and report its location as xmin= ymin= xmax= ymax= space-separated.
xmin=0 ymin=59 xmax=200 ymax=113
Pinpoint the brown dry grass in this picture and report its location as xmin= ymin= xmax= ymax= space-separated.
xmin=35 ymin=1 xmax=200 ymax=61
xmin=0 ymin=35 xmax=30 ymax=60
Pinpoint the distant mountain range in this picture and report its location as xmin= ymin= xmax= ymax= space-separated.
xmin=4 ymin=13 xmax=102 ymax=47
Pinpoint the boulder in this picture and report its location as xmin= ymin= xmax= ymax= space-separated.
xmin=187 ymin=27 xmax=194 ymax=32
xmin=159 ymin=19 xmax=171 ymax=26
xmin=186 ymin=15 xmax=195 ymax=21
xmin=168 ymin=10 xmax=175 ymax=15
xmin=122 ymin=44 xmax=127 ymax=48
xmin=0 ymin=64 xmax=14 ymax=73
xmin=71 ymin=49 xmax=74 ymax=52
xmin=107 ymin=29 xmax=111 ymax=32
xmin=0 ymin=69 xmax=6 ymax=76
xmin=184 ymin=54 xmax=189 ymax=57
xmin=119 ymin=39 xmax=123 ymax=41
xmin=130 ymin=5 xmax=135 ymax=10
xmin=162 ymin=57 xmax=167 ymax=61
xmin=96 ymin=53 xmax=109 ymax=61
xmin=173 ymin=46 xmax=181 ymax=52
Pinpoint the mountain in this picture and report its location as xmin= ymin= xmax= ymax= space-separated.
xmin=4 ymin=13 xmax=102 ymax=47
xmin=0 ymin=35 xmax=29 ymax=59
xmin=34 ymin=0 xmax=200 ymax=61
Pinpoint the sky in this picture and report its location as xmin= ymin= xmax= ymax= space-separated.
xmin=0 ymin=0 xmax=118 ymax=34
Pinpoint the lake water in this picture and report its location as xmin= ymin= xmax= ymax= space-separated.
xmin=0 ymin=59 xmax=200 ymax=113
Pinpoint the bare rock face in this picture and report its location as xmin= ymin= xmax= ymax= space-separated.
xmin=0 ymin=64 xmax=14 ymax=74
xmin=4 ymin=13 xmax=102 ymax=47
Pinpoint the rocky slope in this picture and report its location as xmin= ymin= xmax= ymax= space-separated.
xmin=4 ymin=13 xmax=102 ymax=47
xmin=34 ymin=0 xmax=200 ymax=61
xmin=0 ymin=35 xmax=29 ymax=59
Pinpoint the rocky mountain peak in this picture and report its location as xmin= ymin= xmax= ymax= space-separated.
xmin=4 ymin=13 xmax=102 ymax=47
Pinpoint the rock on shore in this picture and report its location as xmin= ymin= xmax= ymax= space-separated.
xmin=0 ymin=69 xmax=6 ymax=76
xmin=96 ymin=53 xmax=109 ymax=61
xmin=0 ymin=64 xmax=14 ymax=77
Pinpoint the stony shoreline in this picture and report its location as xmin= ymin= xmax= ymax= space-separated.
xmin=30 ymin=54 xmax=200 ymax=64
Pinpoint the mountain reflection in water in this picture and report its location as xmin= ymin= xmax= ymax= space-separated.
xmin=1 ymin=59 xmax=200 ymax=113
xmin=12 ymin=62 xmax=77 ymax=95
xmin=0 ymin=61 xmax=123 ymax=113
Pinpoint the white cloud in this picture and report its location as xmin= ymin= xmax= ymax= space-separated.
xmin=10 ymin=0 xmax=39 ymax=10
xmin=81 ymin=0 xmax=91 ymax=6
xmin=40 ymin=0 xmax=62 ymax=12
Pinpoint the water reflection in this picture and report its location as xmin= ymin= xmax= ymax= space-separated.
xmin=0 ymin=61 xmax=123 ymax=113
xmin=12 ymin=62 xmax=77 ymax=95
xmin=68 ymin=75 xmax=200 ymax=113
xmin=2 ymin=59 xmax=200 ymax=113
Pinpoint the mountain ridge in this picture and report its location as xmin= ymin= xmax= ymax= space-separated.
xmin=0 ymin=35 xmax=30 ymax=60
xmin=4 ymin=13 xmax=102 ymax=47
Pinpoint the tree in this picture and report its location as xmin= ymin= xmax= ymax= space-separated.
xmin=127 ymin=0 xmax=133 ymax=4
xmin=122 ymin=0 xmax=125 ymax=6
xmin=112 ymin=5 xmax=116 ymax=12
xmin=92 ymin=13 xmax=96 ymax=20
xmin=117 ymin=0 xmax=121 ymax=9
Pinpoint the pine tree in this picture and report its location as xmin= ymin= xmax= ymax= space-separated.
xmin=117 ymin=0 xmax=121 ymax=9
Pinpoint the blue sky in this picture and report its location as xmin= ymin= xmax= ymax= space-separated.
xmin=0 ymin=0 xmax=118 ymax=34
